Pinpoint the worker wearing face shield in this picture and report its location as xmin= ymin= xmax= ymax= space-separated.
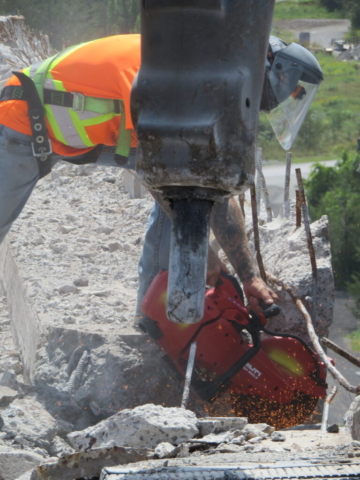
xmin=261 ymin=36 xmax=324 ymax=150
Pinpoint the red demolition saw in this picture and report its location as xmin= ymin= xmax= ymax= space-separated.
xmin=140 ymin=271 xmax=328 ymax=429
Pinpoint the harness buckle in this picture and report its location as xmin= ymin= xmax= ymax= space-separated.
xmin=31 ymin=138 xmax=53 ymax=158
xmin=71 ymin=92 xmax=85 ymax=113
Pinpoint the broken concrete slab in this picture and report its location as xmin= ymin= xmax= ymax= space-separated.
xmin=123 ymin=170 xmax=147 ymax=199
xmin=197 ymin=417 xmax=247 ymax=436
xmin=345 ymin=395 xmax=360 ymax=440
xmin=0 ymin=446 xmax=44 ymax=480
xmin=68 ymin=404 xmax=199 ymax=451
xmin=190 ymin=430 xmax=239 ymax=445
xmin=0 ymin=386 xmax=18 ymax=406
xmin=48 ymin=436 xmax=75 ymax=457
xmin=14 ymin=472 xmax=32 ymax=480
xmin=33 ymin=326 xmax=182 ymax=431
xmin=271 ymin=432 xmax=286 ymax=442
xmin=25 ymin=446 xmax=153 ymax=480
xmin=1 ymin=397 xmax=57 ymax=449
xmin=216 ymin=442 xmax=242 ymax=453
xmin=0 ymin=163 xmax=182 ymax=430
xmin=243 ymin=198 xmax=334 ymax=342
xmin=243 ymin=424 xmax=270 ymax=441
xmin=154 ymin=442 xmax=179 ymax=459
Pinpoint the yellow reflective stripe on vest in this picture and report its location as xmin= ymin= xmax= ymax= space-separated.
xmin=49 ymin=41 xmax=95 ymax=70
xmin=116 ymin=101 xmax=131 ymax=158
xmin=68 ymin=108 xmax=95 ymax=148
xmin=44 ymin=77 xmax=89 ymax=148
xmin=23 ymin=40 xmax=131 ymax=155
xmin=44 ymin=104 xmax=68 ymax=145
xmin=45 ymin=77 xmax=116 ymax=148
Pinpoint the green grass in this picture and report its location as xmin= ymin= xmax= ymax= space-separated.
xmin=273 ymin=0 xmax=344 ymax=21
xmin=259 ymin=52 xmax=360 ymax=163
xmin=347 ymin=330 xmax=360 ymax=352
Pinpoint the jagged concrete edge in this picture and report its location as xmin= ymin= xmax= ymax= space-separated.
xmin=0 ymin=238 xmax=39 ymax=382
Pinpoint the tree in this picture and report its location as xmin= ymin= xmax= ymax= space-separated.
xmin=318 ymin=0 xmax=360 ymax=30
xmin=305 ymin=152 xmax=360 ymax=288
xmin=319 ymin=0 xmax=344 ymax=12
xmin=0 ymin=0 xmax=140 ymax=49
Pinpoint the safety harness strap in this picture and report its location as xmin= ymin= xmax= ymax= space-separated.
xmin=12 ymin=72 xmax=52 ymax=179
xmin=5 ymin=49 xmax=132 ymax=174
xmin=0 ymin=85 xmax=121 ymax=115
xmin=31 ymin=53 xmax=61 ymax=104
xmin=0 ymin=85 xmax=25 ymax=101
xmin=115 ymin=100 xmax=132 ymax=162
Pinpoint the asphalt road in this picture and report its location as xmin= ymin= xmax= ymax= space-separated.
xmin=261 ymin=159 xmax=337 ymax=215
xmin=273 ymin=19 xmax=351 ymax=47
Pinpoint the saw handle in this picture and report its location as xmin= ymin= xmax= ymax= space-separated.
xmin=259 ymin=300 xmax=281 ymax=319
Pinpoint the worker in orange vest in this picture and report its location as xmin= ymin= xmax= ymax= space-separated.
xmin=0 ymin=34 xmax=322 ymax=316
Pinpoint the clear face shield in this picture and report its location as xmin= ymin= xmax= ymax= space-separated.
xmin=263 ymin=43 xmax=323 ymax=150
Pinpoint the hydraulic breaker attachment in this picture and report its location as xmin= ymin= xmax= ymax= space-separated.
xmin=131 ymin=0 xmax=275 ymax=323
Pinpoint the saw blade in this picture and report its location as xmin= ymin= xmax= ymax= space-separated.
xmin=232 ymin=390 xmax=319 ymax=430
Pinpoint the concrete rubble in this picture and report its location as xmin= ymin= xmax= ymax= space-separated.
xmin=0 ymin=446 xmax=45 ymax=480
xmin=68 ymin=404 xmax=199 ymax=450
xmin=242 ymin=200 xmax=334 ymax=342
xmin=345 ymin=396 xmax=360 ymax=441
xmin=17 ymin=404 xmax=355 ymax=480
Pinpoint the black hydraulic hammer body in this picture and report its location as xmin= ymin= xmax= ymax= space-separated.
xmin=131 ymin=0 xmax=275 ymax=324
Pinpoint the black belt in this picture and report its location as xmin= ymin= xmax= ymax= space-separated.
xmin=0 ymin=85 xmax=121 ymax=114
xmin=11 ymin=72 xmax=52 ymax=179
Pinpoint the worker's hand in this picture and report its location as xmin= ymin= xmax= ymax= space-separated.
xmin=206 ymin=246 xmax=229 ymax=286
xmin=242 ymin=276 xmax=279 ymax=313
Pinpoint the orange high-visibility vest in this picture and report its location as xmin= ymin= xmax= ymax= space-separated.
xmin=0 ymin=34 xmax=140 ymax=157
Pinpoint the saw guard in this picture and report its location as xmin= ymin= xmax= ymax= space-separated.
xmin=141 ymin=270 xmax=327 ymax=408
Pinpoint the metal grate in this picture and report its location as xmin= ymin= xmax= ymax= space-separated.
xmin=101 ymin=462 xmax=360 ymax=480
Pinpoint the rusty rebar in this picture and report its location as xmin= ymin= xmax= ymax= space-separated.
xmin=250 ymin=184 xmax=267 ymax=283
xmin=261 ymin=173 xmax=273 ymax=223
xmin=64 ymin=349 xmax=89 ymax=395
xmin=256 ymin=147 xmax=262 ymax=215
xmin=295 ymin=168 xmax=317 ymax=324
xmin=296 ymin=190 xmax=301 ymax=228
xmin=266 ymin=271 xmax=360 ymax=394
xmin=321 ymin=337 xmax=360 ymax=369
xmin=256 ymin=157 xmax=273 ymax=223
xmin=321 ymin=386 xmax=338 ymax=433
xmin=255 ymin=147 xmax=272 ymax=222
xmin=181 ymin=342 xmax=197 ymax=409
xmin=284 ymin=152 xmax=292 ymax=218
xmin=238 ymin=193 xmax=245 ymax=218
